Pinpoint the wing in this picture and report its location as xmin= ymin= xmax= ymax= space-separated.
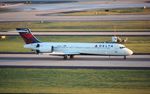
xmin=42 ymin=51 xmax=80 ymax=56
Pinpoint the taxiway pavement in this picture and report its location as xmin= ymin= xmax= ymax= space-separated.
xmin=0 ymin=1 xmax=150 ymax=22
xmin=1 ymin=31 xmax=150 ymax=36
xmin=0 ymin=15 xmax=150 ymax=22
xmin=0 ymin=54 xmax=150 ymax=69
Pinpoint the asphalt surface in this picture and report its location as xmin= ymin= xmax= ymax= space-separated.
xmin=1 ymin=1 xmax=150 ymax=11
xmin=0 ymin=1 xmax=150 ymax=21
xmin=1 ymin=31 xmax=150 ymax=36
xmin=0 ymin=15 xmax=150 ymax=22
xmin=0 ymin=54 xmax=150 ymax=69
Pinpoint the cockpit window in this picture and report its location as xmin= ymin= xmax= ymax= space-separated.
xmin=120 ymin=47 xmax=125 ymax=49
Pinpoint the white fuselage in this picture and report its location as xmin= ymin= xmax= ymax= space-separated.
xmin=24 ymin=42 xmax=133 ymax=56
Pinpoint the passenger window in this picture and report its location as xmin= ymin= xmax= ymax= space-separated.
xmin=120 ymin=47 xmax=125 ymax=49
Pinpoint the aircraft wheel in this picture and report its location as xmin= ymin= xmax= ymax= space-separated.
xmin=64 ymin=55 xmax=68 ymax=60
xmin=70 ymin=55 xmax=74 ymax=59
xmin=36 ymin=50 xmax=40 ymax=54
xmin=124 ymin=56 xmax=126 ymax=60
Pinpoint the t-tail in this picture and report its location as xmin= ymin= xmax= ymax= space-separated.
xmin=16 ymin=28 xmax=40 ymax=44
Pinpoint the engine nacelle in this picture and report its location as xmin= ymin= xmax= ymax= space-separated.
xmin=38 ymin=46 xmax=53 ymax=53
xmin=35 ymin=43 xmax=54 ymax=53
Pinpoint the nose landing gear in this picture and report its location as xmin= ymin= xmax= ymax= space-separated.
xmin=124 ymin=56 xmax=126 ymax=60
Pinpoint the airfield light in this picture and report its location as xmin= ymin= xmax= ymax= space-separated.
xmin=1 ymin=36 xmax=6 ymax=39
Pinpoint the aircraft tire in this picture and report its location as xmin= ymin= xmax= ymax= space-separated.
xmin=64 ymin=55 xmax=68 ymax=60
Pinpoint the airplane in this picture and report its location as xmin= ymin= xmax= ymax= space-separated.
xmin=16 ymin=28 xmax=133 ymax=59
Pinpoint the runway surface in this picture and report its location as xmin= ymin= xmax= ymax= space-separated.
xmin=0 ymin=54 xmax=150 ymax=69
xmin=0 ymin=15 xmax=150 ymax=22
xmin=0 ymin=0 xmax=150 ymax=21
xmin=1 ymin=1 xmax=150 ymax=12
xmin=1 ymin=31 xmax=150 ymax=36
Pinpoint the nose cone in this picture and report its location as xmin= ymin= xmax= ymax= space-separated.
xmin=126 ymin=48 xmax=133 ymax=55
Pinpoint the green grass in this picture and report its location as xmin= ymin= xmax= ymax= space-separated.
xmin=61 ymin=8 xmax=150 ymax=16
xmin=0 ymin=36 xmax=30 ymax=52
xmin=0 ymin=69 xmax=150 ymax=93
xmin=0 ymin=21 xmax=150 ymax=32
xmin=0 ymin=36 xmax=150 ymax=53
xmin=125 ymin=43 xmax=150 ymax=53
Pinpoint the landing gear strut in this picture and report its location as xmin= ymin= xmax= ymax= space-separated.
xmin=70 ymin=55 xmax=74 ymax=59
xmin=124 ymin=56 xmax=126 ymax=60
xmin=63 ymin=55 xmax=68 ymax=60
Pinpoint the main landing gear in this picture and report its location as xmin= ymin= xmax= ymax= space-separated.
xmin=63 ymin=55 xmax=74 ymax=60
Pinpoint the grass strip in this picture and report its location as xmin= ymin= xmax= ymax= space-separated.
xmin=60 ymin=8 xmax=150 ymax=16
xmin=0 ymin=68 xmax=150 ymax=94
xmin=0 ymin=21 xmax=150 ymax=32
xmin=0 ymin=69 xmax=150 ymax=93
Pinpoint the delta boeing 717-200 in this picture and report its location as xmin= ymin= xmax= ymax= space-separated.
xmin=17 ymin=28 xmax=133 ymax=59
